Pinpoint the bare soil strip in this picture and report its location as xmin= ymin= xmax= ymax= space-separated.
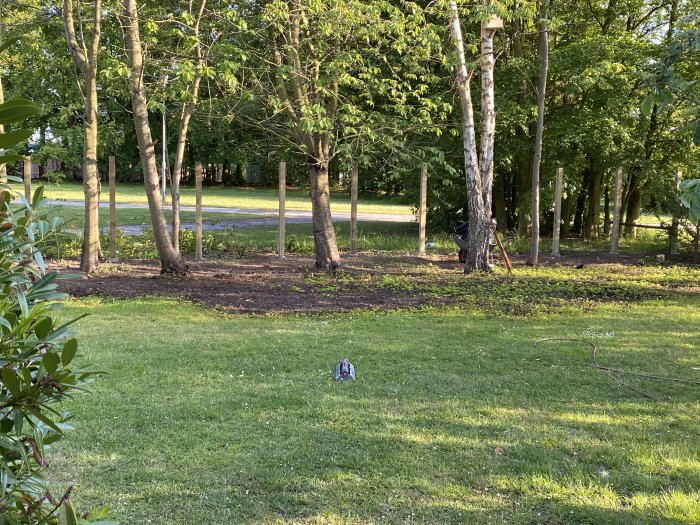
xmin=54 ymin=252 xmax=699 ymax=316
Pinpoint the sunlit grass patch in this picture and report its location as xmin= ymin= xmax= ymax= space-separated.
xmin=49 ymin=297 xmax=700 ymax=524
xmin=42 ymin=204 xmax=257 ymax=228
xmin=11 ymin=181 xmax=411 ymax=215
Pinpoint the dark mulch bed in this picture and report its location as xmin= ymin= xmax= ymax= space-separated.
xmin=52 ymin=251 xmax=698 ymax=315
xmin=54 ymin=254 xmax=458 ymax=314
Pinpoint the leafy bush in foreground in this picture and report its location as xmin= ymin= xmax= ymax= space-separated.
xmin=0 ymin=99 xmax=112 ymax=524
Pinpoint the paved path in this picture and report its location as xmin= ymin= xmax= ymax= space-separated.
xmin=47 ymin=199 xmax=415 ymax=235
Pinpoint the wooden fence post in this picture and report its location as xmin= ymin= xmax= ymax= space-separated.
xmin=109 ymin=156 xmax=117 ymax=259
xmin=23 ymin=157 xmax=31 ymax=223
xmin=552 ymin=167 xmax=563 ymax=255
xmin=418 ymin=166 xmax=427 ymax=255
xmin=350 ymin=162 xmax=358 ymax=254
xmin=278 ymin=161 xmax=286 ymax=258
xmin=610 ymin=167 xmax=623 ymax=255
xmin=195 ymin=161 xmax=203 ymax=260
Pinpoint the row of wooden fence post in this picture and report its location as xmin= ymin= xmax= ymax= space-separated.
xmin=18 ymin=157 xmax=684 ymax=262
xmin=275 ymin=162 xmax=430 ymax=258
xmin=18 ymin=156 xmax=206 ymax=261
xmin=552 ymin=166 xmax=624 ymax=256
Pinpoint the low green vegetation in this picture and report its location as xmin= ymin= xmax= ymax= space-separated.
xmin=53 ymin=292 xmax=700 ymax=525
xmin=47 ymin=221 xmax=422 ymax=260
xmin=507 ymin=228 xmax=674 ymax=257
xmin=223 ymin=221 xmax=426 ymax=256
xmin=15 ymin=182 xmax=411 ymax=216
xmin=46 ymin=218 xmax=686 ymax=262
xmin=303 ymin=263 xmax=700 ymax=317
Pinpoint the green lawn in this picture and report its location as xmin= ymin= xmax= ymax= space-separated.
xmin=14 ymin=182 xmax=411 ymax=215
xmin=43 ymin=205 xmax=261 ymax=228
xmin=51 ymin=291 xmax=700 ymax=524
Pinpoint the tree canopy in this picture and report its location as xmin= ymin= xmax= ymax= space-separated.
xmin=0 ymin=0 xmax=697 ymax=267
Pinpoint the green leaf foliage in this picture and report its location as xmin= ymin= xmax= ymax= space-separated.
xmin=0 ymin=99 xmax=40 ymax=125
xmin=0 ymin=101 xmax=111 ymax=524
xmin=680 ymin=179 xmax=700 ymax=222
xmin=59 ymin=501 xmax=79 ymax=525
xmin=0 ymin=129 xmax=33 ymax=149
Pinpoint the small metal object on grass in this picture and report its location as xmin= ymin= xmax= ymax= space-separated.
xmin=335 ymin=358 xmax=355 ymax=381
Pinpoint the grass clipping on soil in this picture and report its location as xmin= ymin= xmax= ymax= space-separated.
xmin=56 ymin=255 xmax=700 ymax=317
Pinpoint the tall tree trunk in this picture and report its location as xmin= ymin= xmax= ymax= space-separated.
xmin=572 ymin=181 xmax=587 ymax=236
xmin=493 ymin=174 xmax=508 ymax=232
xmin=268 ymin=1 xmax=341 ymax=268
xmin=624 ymin=175 xmax=643 ymax=236
xmin=81 ymin=72 xmax=101 ymax=270
xmin=528 ymin=5 xmax=549 ymax=266
xmin=308 ymin=147 xmax=340 ymax=269
xmin=603 ymin=181 xmax=611 ymax=235
xmin=171 ymin=64 xmax=203 ymax=252
xmin=582 ymin=159 xmax=602 ymax=239
xmin=517 ymin=163 xmax=530 ymax=236
xmin=123 ymin=0 xmax=188 ymax=274
xmin=449 ymin=2 xmax=499 ymax=273
xmin=561 ymin=192 xmax=575 ymax=238
xmin=512 ymin=15 xmax=530 ymax=237
xmin=504 ymin=170 xmax=517 ymax=230
xmin=589 ymin=171 xmax=603 ymax=238
xmin=479 ymin=19 xmax=498 ymax=221
xmin=63 ymin=0 xmax=102 ymax=274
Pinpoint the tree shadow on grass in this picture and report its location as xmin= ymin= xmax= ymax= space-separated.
xmin=96 ymin=379 xmax=697 ymax=524
xmin=55 ymin=303 xmax=699 ymax=524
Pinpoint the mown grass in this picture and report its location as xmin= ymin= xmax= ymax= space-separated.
xmin=51 ymin=289 xmax=700 ymax=525
xmin=14 ymin=182 xmax=411 ymax=215
xmin=42 ymin=204 xmax=259 ymax=228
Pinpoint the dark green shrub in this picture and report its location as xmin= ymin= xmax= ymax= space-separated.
xmin=0 ymin=99 xmax=113 ymax=524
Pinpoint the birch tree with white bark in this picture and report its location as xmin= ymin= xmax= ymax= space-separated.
xmin=448 ymin=1 xmax=503 ymax=273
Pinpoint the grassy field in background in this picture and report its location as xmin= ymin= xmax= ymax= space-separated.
xmin=43 ymin=204 xmax=262 ymax=228
xmin=52 ymin=296 xmax=700 ymax=525
xmin=13 ymin=182 xmax=412 ymax=215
